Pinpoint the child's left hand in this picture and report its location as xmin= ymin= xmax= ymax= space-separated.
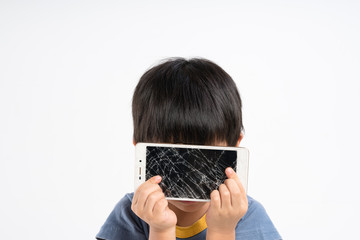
xmin=205 ymin=167 xmax=248 ymax=236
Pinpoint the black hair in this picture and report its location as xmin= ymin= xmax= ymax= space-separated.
xmin=132 ymin=57 xmax=243 ymax=146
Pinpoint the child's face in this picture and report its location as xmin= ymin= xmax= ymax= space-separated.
xmin=168 ymin=199 xmax=210 ymax=213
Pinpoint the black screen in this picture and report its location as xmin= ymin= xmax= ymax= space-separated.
xmin=145 ymin=146 xmax=237 ymax=200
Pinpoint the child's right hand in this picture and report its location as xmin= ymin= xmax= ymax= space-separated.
xmin=131 ymin=176 xmax=177 ymax=233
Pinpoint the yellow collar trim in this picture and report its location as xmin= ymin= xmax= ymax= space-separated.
xmin=176 ymin=214 xmax=207 ymax=239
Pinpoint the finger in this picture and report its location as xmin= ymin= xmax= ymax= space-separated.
xmin=210 ymin=190 xmax=221 ymax=210
xmin=225 ymin=168 xmax=246 ymax=196
xmin=134 ymin=176 xmax=163 ymax=212
xmin=153 ymin=198 xmax=168 ymax=216
xmin=144 ymin=190 xmax=165 ymax=217
xmin=224 ymin=179 xmax=241 ymax=207
xmin=219 ymin=184 xmax=231 ymax=209
xmin=225 ymin=168 xmax=240 ymax=184
xmin=150 ymin=175 xmax=162 ymax=184
xmin=133 ymin=175 xmax=161 ymax=205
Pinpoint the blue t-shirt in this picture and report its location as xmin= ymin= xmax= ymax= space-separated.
xmin=96 ymin=193 xmax=281 ymax=240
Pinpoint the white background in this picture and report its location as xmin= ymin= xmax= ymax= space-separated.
xmin=1 ymin=0 xmax=359 ymax=239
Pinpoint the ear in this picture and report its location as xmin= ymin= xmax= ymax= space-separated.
xmin=235 ymin=133 xmax=244 ymax=147
xmin=133 ymin=139 xmax=136 ymax=146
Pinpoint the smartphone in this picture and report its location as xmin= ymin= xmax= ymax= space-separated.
xmin=134 ymin=142 xmax=249 ymax=202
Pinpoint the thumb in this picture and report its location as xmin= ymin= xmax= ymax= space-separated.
xmin=225 ymin=167 xmax=242 ymax=186
xmin=225 ymin=167 xmax=246 ymax=195
xmin=150 ymin=175 xmax=162 ymax=184
xmin=225 ymin=167 xmax=237 ymax=179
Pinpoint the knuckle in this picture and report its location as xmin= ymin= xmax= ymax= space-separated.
xmin=157 ymin=198 xmax=167 ymax=206
xmin=225 ymin=179 xmax=235 ymax=187
xmin=233 ymin=190 xmax=241 ymax=198
xmin=147 ymin=195 xmax=156 ymax=202
xmin=152 ymin=191 xmax=164 ymax=200
xmin=222 ymin=190 xmax=230 ymax=197
xmin=219 ymin=185 xmax=229 ymax=192
xmin=229 ymin=179 xmax=236 ymax=184
xmin=142 ymin=187 xmax=156 ymax=197
xmin=211 ymin=191 xmax=220 ymax=200
xmin=232 ymin=186 xmax=241 ymax=194
xmin=212 ymin=194 xmax=220 ymax=201
xmin=224 ymin=179 xmax=230 ymax=185
xmin=137 ymin=189 xmax=148 ymax=199
xmin=153 ymin=202 xmax=165 ymax=214
xmin=148 ymin=193 xmax=159 ymax=201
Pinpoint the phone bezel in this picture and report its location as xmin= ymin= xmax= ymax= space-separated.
xmin=134 ymin=142 xmax=249 ymax=201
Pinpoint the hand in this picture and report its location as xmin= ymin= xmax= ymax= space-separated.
xmin=205 ymin=167 xmax=248 ymax=236
xmin=131 ymin=176 xmax=177 ymax=234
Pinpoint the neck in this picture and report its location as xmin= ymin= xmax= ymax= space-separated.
xmin=168 ymin=202 xmax=210 ymax=227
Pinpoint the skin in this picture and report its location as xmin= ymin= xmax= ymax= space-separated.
xmin=131 ymin=135 xmax=248 ymax=240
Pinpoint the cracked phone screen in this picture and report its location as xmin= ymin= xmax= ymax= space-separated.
xmin=145 ymin=146 xmax=237 ymax=200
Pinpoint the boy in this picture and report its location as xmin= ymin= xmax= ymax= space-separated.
xmin=96 ymin=58 xmax=281 ymax=240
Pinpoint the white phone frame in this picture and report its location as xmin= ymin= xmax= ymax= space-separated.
xmin=134 ymin=142 xmax=249 ymax=201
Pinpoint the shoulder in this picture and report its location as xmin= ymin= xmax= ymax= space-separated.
xmin=96 ymin=193 xmax=149 ymax=240
xmin=111 ymin=193 xmax=135 ymax=220
xmin=235 ymin=195 xmax=282 ymax=240
xmin=243 ymin=195 xmax=271 ymax=221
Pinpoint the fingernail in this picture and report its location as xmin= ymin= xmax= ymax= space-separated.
xmin=226 ymin=168 xmax=233 ymax=174
xmin=154 ymin=176 xmax=161 ymax=182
